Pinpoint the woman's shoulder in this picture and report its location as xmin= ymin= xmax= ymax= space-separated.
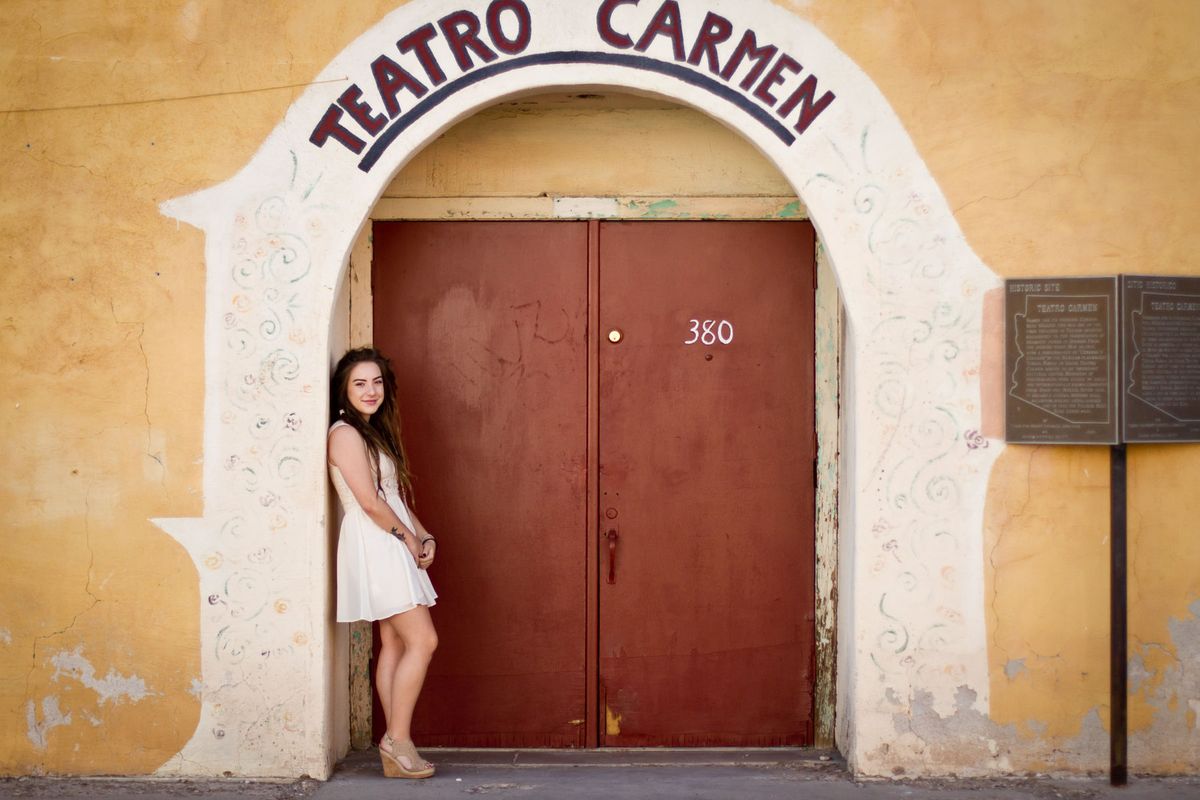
xmin=327 ymin=419 xmax=364 ymax=449
xmin=328 ymin=420 xmax=368 ymax=470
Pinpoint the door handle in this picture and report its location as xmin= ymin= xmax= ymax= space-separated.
xmin=605 ymin=528 xmax=619 ymax=584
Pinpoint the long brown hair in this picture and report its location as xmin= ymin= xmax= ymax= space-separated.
xmin=330 ymin=347 xmax=414 ymax=503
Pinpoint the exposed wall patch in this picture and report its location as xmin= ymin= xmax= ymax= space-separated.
xmin=50 ymin=647 xmax=155 ymax=706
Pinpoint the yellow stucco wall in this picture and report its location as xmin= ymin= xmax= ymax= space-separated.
xmin=0 ymin=0 xmax=401 ymax=775
xmin=1 ymin=0 xmax=1197 ymax=776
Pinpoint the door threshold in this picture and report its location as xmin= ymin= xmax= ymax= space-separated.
xmin=344 ymin=747 xmax=841 ymax=768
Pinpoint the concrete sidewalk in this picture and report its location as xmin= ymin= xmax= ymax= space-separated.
xmin=4 ymin=749 xmax=1200 ymax=800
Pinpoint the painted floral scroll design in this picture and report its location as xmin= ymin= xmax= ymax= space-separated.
xmin=811 ymin=126 xmax=990 ymax=691
xmin=199 ymin=153 xmax=331 ymax=734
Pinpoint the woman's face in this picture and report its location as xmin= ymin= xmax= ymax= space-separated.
xmin=346 ymin=361 xmax=385 ymax=417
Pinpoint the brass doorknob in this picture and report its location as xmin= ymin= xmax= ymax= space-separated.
xmin=608 ymin=329 xmax=623 ymax=343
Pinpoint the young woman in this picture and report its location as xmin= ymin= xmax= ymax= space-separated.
xmin=328 ymin=347 xmax=438 ymax=779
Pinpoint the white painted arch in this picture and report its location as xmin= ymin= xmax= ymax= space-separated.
xmin=156 ymin=0 xmax=1004 ymax=779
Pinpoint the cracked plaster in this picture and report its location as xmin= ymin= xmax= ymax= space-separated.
xmin=1129 ymin=600 xmax=1200 ymax=769
xmin=983 ymin=443 xmax=1200 ymax=774
xmin=887 ymin=688 xmax=1117 ymax=776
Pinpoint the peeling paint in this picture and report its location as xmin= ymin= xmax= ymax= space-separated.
xmin=1043 ymin=709 xmax=1110 ymax=772
xmin=639 ymin=198 xmax=678 ymax=217
xmin=0 ymin=628 xmax=11 ymax=645
xmin=50 ymin=647 xmax=154 ymax=706
xmin=1003 ymin=659 xmax=1025 ymax=680
xmin=812 ymin=242 xmax=839 ymax=747
xmin=888 ymin=687 xmax=1014 ymax=774
xmin=775 ymin=200 xmax=803 ymax=218
xmin=25 ymin=697 xmax=71 ymax=750
xmin=890 ymin=687 xmax=1119 ymax=775
xmin=1129 ymin=599 xmax=1200 ymax=767
xmin=605 ymin=704 xmax=622 ymax=736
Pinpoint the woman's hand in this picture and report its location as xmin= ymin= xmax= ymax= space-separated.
xmin=418 ymin=537 xmax=436 ymax=570
xmin=387 ymin=525 xmax=423 ymax=564
xmin=399 ymin=531 xmax=422 ymax=565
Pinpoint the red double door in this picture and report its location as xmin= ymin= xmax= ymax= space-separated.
xmin=372 ymin=220 xmax=815 ymax=747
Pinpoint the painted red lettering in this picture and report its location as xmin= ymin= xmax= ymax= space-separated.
xmin=371 ymin=55 xmax=427 ymax=118
xmin=778 ymin=74 xmax=837 ymax=135
xmin=486 ymin=0 xmax=532 ymax=55
xmin=309 ymin=105 xmax=367 ymax=154
xmin=337 ymin=85 xmax=387 ymax=136
xmin=686 ymin=11 xmax=733 ymax=75
xmin=754 ymin=54 xmax=801 ymax=107
xmin=439 ymin=10 xmax=498 ymax=71
xmin=398 ymin=24 xmax=447 ymax=87
xmin=719 ymin=30 xmax=777 ymax=91
xmin=634 ymin=1 xmax=685 ymax=61
xmin=597 ymin=0 xmax=639 ymax=49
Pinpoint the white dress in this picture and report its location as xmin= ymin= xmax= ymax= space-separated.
xmin=329 ymin=420 xmax=437 ymax=622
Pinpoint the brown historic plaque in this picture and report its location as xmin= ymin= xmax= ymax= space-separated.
xmin=1005 ymin=277 xmax=1119 ymax=444
xmin=1121 ymin=275 xmax=1200 ymax=443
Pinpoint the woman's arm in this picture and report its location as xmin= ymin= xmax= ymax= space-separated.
xmin=328 ymin=425 xmax=422 ymax=563
xmin=410 ymin=510 xmax=436 ymax=569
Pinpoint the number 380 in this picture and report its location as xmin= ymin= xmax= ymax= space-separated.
xmin=684 ymin=319 xmax=734 ymax=345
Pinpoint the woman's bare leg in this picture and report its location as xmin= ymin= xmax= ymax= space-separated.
xmin=379 ymin=606 xmax=437 ymax=769
xmin=375 ymin=621 xmax=403 ymax=733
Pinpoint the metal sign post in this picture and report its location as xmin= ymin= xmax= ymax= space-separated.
xmin=1109 ymin=442 xmax=1127 ymax=787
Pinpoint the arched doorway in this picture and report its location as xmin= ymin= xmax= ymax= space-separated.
xmin=157 ymin=0 xmax=1001 ymax=777
xmin=343 ymin=90 xmax=835 ymax=749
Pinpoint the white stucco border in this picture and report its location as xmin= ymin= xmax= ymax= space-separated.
xmin=154 ymin=0 xmax=1004 ymax=778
